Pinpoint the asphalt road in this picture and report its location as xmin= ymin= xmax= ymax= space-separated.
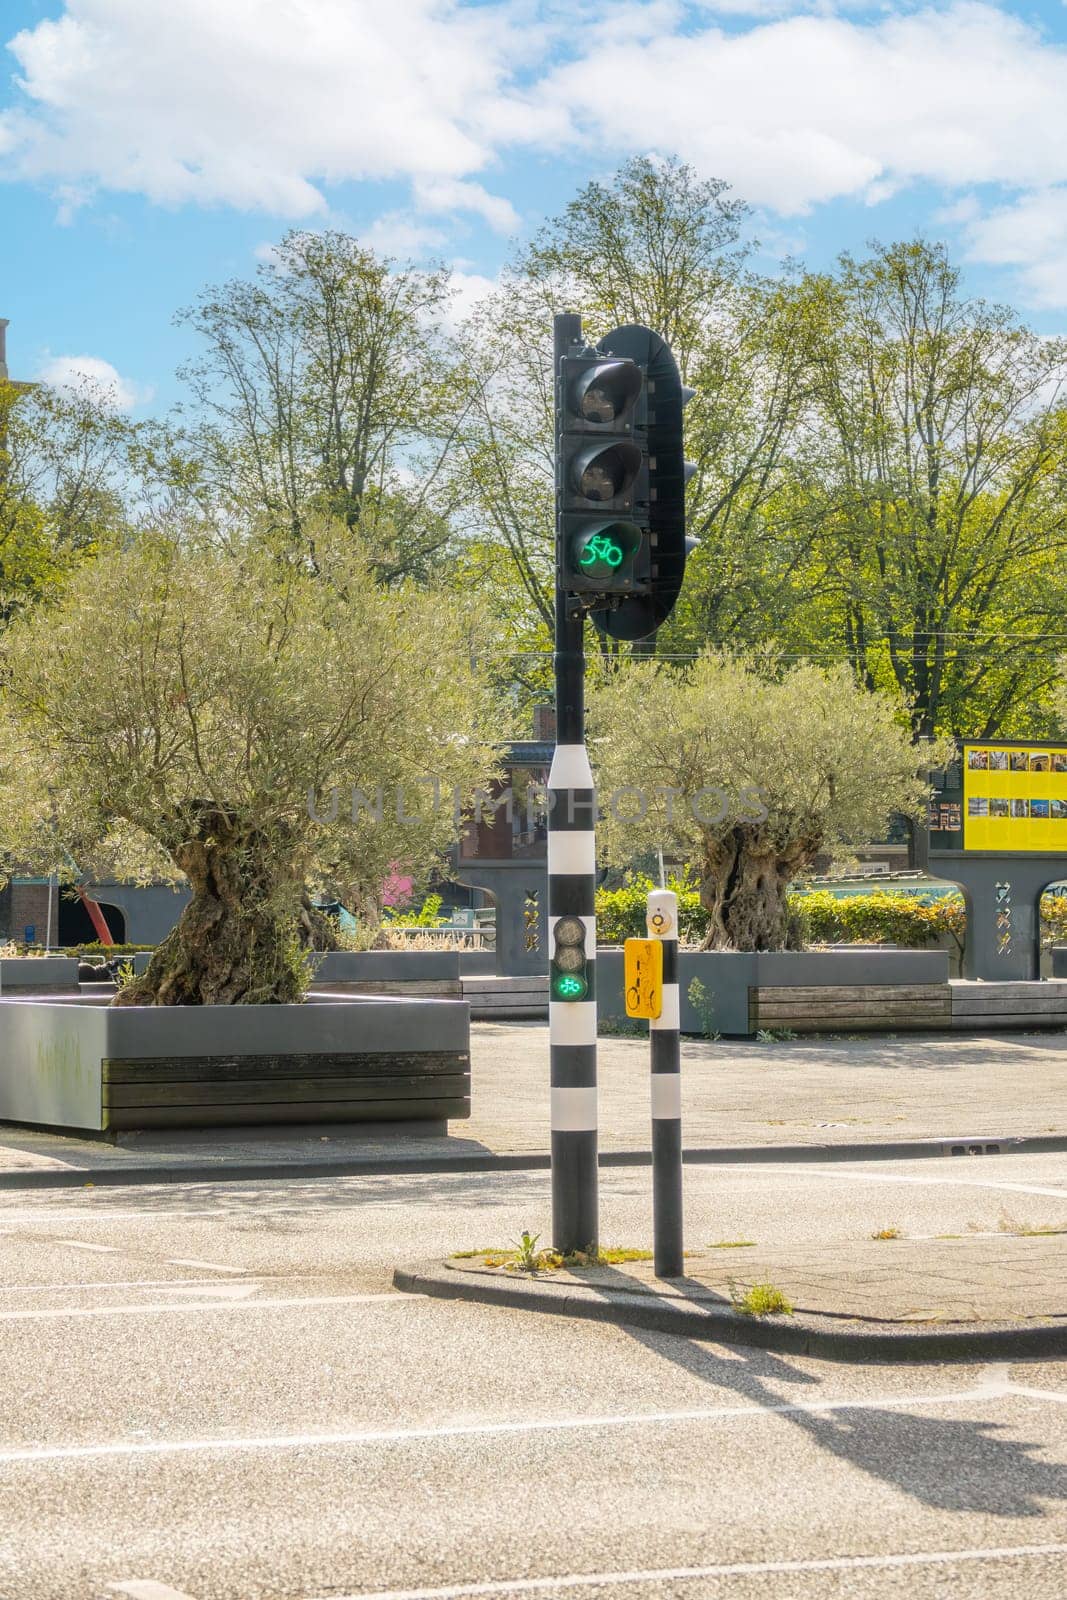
xmin=2 ymin=1154 xmax=1066 ymax=1599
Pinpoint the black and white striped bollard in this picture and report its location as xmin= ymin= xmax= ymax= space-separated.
xmin=647 ymin=887 xmax=683 ymax=1277
xmin=547 ymin=739 xmax=598 ymax=1256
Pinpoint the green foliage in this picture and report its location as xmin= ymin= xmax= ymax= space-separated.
xmin=595 ymin=874 xmax=705 ymax=944
xmin=512 ymin=1231 xmax=543 ymax=1272
xmin=590 ymin=653 xmax=950 ymax=950
xmin=1041 ymin=894 xmax=1067 ymax=950
xmin=592 ymin=884 xmax=1067 ymax=961
xmin=177 ymin=231 xmax=462 ymax=582
xmin=787 ymin=241 xmax=1067 ymax=738
xmin=382 ymin=893 xmax=447 ymax=929
xmin=686 ymin=977 xmax=720 ymax=1041
xmin=799 ymin=889 xmax=966 ymax=957
xmin=72 ymin=942 xmax=156 ymax=957
xmin=0 ymin=531 xmax=498 ymax=1003
xmin=730 ymin=1281 xmax=794 ymax=1318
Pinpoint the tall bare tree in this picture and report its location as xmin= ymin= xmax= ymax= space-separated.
xmin=177 ymin=231 xmax=465 ymax=581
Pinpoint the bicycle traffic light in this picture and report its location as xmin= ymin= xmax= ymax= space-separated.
xmin=555 ymin=323 xmax=697 ymax=641
xmin=557 ymin=355 xmax=646 ymax=600
xmin=550 ymin=914 xmax=589 ymax=1002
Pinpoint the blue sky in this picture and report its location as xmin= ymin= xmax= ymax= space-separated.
xmin=4 ymin=0 xmax=1067 ymax=413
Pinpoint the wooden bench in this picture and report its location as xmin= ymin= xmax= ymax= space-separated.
xmin=749 ymin=983 xmax=951 ymax=1034
xmin=950 ymin=980 xmax=1067 ymax=1030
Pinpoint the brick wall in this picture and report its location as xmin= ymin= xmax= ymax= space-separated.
xmin=9 ymin=883 xmax=51 ymax=943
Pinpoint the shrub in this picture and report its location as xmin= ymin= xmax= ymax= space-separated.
xmin=797 ymin=889 xmax=965 ymax=958
xmin=595 ymin=874 xmax=707 ymax=944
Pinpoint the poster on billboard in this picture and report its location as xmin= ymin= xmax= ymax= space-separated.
xmin=963 ymin=743 xmax=1067 ymax=851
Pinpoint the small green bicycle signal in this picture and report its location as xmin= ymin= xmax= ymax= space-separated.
xmin=551 ymin=915 xmax=589 ymax=1003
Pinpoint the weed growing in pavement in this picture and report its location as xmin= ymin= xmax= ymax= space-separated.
xmin=452 ymin=1243 xmax=654 ymax=1273
xmin=997 ymin=1212 xmax=1067 ymax=1237
xmin=513 ymin=1230 xmax=543 ymax=1271
xmin=598 ymin=1018 xmax=645 ymax=1038
xmin=871 ymin=1227 xmax=902 ymax=1240
xmin=708 ymin=1240 xmax=757 ymax=1249
xmin=686 ymin=978 xmax=720 ymax=1040
xmin=729 ymin=1280 xmax=794 ymax=1317
xmin=755 ymin=1028 xmax=798 ymax=1043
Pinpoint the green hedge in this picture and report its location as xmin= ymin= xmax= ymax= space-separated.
xmin=595 ymin=876 xmax=706 ymax=945
xmin=70 ymin=942 xmax=156 ymax=958
xmin=796 ymin=890 xmax=965 ymax=955
xmin=595 ymin=880 xmax=1067 ymax=954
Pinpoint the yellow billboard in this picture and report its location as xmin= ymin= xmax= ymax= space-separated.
xmin=963 ymin=743 xmax=1067 ymax=851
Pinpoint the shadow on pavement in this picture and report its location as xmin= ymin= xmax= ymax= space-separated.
xmin=584 ymin=1262 xmax=1067 ymax=1517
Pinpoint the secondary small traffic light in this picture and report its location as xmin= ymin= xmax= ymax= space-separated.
xmin=550 ymin=914 xmax=589 ymax=1001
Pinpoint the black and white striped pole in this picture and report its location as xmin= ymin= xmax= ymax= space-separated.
xmin=549 ymin=311 xmax=599 ymax=1256
xmin=549 ymin=312 xmax=694 ymax=1255
xmin=647 ymin=888 xmax=683 ymax=1277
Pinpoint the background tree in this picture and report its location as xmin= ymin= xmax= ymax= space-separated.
xmin=458 ymin=158 xmax=810 ymax=668
xmin=0 ymin=530 xmax=497 ymax=1004
xmin=790 ymin=240 xmax=1067 ymax=738
xmin=176 ymin=231 xmax=465 ymax=580
xmin=0 ymin=377 xmax=129 ymax=618
xmin=588 ymin=652 xmax=948 ymax=950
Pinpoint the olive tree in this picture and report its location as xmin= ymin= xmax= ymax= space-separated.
xmin=0 ymin=531 xmax=496 ymax=1003
xmin=588 ymin=652 xmax=948 ymax=950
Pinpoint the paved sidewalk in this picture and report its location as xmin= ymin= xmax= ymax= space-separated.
xmin=398 ymin=1229 xmax=1067 ymax=1362
xmin=0 ymin=1021 xmax=1066 ymax=1185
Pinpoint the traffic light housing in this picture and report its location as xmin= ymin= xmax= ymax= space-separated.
xmin=557 ymin=353 xmax=646 ymax=600
xmin=550 ymin=914 xmax=589 ymax=1002
xmin=555 ymin=323 xmax=696 ymax=641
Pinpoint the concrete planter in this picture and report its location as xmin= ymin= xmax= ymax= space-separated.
xmin=0 ymin=996 xmax=470 ymax=1134
xmin=309 ymin=949 xmax=462 ymax=996
xmin=597 ymin=946 xmax=951 ymax=1036
xmin=0 ymin=957 xmax=81 ymax=994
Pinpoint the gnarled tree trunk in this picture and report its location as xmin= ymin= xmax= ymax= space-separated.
xmin=698 ymin=825 xmax=818 ymax=951
xmin=114 ymin=807 xmax=306 ymax=1006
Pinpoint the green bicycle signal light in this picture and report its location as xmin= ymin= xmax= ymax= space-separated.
xmin=566 ymin=520 xmax=643 ymax=592
xmin=551 ymin=914 xmax=589 ymax=1002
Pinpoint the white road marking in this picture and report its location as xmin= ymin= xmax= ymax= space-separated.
xmin=1012 ymin=1386 xmax=1067 ymax=1406
xmin=0 ymin=1381 xmax=1012 ymax=1466
xmin=0 ymin=1291 xmax=407 ymax=1324
xmin=109 ymin=1582 xmax=199 ymax=1599
xmin=977 ymin=1362 xmax=1014 ymax=1393
xmin=0 ymin=1278 xmax=257 ymax=1295
xmin=166 ymin=1258 xmax=246 ymax=1273
xmin=57 ymin=1240 xmax=119 ymax=1252
xmin=748 ymin=1164 xmax=1067 ymax=1200
xmin=0 ymin=1209 xmax=227 ymax=1222
xmin=306 ymin=1543 xmax=1067 ymax=1600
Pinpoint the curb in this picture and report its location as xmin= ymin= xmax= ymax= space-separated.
xmin=1 ymin=1130 xmax=1065 ymax=1192
xmin=393 ymin=1261 xmax=1067 ymax=1364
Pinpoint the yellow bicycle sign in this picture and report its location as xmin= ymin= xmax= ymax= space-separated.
xmin=623 ymin=938 xmax=663 ymax=1019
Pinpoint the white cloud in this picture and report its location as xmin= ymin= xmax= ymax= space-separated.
xmin=10 ymin=0 xmax=1067 ymax=309
xmin=528 ymin=4 xmax=1067 ymax=215
xmin=412 ymin=178 xmax=519 ymax=235
xmin=38 ymin=353 xmax=151 ymax=409
xmin=0 ymin=0 xmax=534 ymax=215
xmin=358 ymin=212 xmax=449 ymax=258
xmin=962 ymin=188 xmax=1067 ymax=310
xmin=442 ymin=269 xmax=500 ymax=331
